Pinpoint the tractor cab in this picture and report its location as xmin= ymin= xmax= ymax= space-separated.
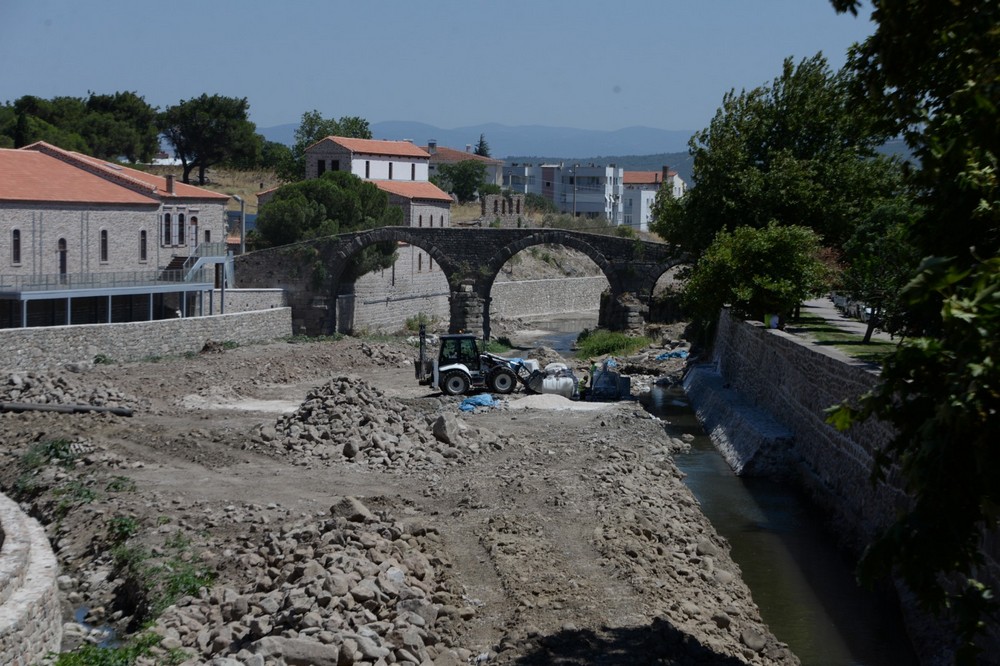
xmin=439 ymin=335 xmax=481 ymax=371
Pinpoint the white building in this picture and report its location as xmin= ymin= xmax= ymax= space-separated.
xmin=622 ymin=168 xmax=687 ymax=232
xmin=501 ymin=162 xmax=624 ymax=225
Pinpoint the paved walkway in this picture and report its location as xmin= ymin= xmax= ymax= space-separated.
xmin=795 ymin=297 xmax=895 ymax=343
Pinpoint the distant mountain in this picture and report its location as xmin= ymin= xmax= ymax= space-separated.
xmin=257 ymin=121 xmax=695 ymax=161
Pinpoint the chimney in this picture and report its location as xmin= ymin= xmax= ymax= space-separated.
xmin=166 ymin=173 xmax=175 ymax=194
xmin=661 ymin=166 xmax=670 ymax=183
xmin=428 ymin=139 xmax=437 ymax=155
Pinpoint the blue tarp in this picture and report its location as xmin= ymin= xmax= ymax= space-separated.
xmin=459 ymin=394 xmax=496 ymax=412
xmin=656 ymin=350 xmax=689 ymax=360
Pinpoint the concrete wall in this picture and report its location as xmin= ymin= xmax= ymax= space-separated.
xmin=0 ymin=492 xmax=62 ymax=665
xmin=688 ymin=309 xmax=1000 ymax=659
xmin=0 ymin=308 xmax=292 ymax=373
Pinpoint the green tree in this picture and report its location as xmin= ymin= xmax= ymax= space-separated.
xmin=827 ymin=1 xmax=1000 ymax=659
xmin=82 ymin=91 xmax=159 ymax=162
xmin=839 ymin=198 xmax=922 ymax=342
xmin=473 ymin=133 xmax=491 ymax=157
xmin=255 ymin=171 xmax=401 ymax=279
xmin=159 ymin=94 xmax=261 ymax=184
xmin=652 ymin=54 xmax=896 ymax=255
xmin=683 ymin=223 xmax=830 ymax=338
xmin=437 ymin=160 xmax=487 ymax=203
xmin=278 ymin=110 xmax=371 ymax=181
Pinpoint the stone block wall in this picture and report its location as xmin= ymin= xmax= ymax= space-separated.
xmin=0 ymin=492 xmax=62 ymax=665
xmin=491 ymin=276 xmax=607 ymax=318
xmin=0 ymin=308 xmax=292 ymax=373
xmin=212 ymin=288 xmax=286 ymax=314
xmin=695 ymin=309 xmax=1000 ymax=658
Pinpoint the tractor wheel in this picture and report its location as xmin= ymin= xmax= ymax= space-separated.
xmin=488 ymin=367 xmax=517 ymax=394
xmin=441 ymin=371 xmax=471 ymax=396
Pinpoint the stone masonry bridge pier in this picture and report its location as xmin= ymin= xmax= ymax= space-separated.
xmin=235 ymin=227 xmax=685 ymax=337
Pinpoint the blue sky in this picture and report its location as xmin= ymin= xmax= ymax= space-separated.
xmin=0 ymin=0 xmax=874 ymax=133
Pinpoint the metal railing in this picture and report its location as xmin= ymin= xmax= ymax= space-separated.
xmin=0 ymin=267 xmax=214 ymax=292
xmin=182 ymin=242 xmax=230 ymax=274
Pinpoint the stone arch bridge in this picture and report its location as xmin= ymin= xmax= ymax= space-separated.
xmin=234 ymin=227 xmax=686 ymax=337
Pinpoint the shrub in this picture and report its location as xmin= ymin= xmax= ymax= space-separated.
xmin=575 ymin=329 xmax=650 ymax=358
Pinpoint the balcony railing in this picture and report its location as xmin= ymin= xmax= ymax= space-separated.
xmin=0 ymin=267 xmax=214 ymax=293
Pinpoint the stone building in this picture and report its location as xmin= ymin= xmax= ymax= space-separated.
xmin=0 ymin=142 xmax=231 ymax=328
xmin=621 ymin=167 xmax=687 ymax=232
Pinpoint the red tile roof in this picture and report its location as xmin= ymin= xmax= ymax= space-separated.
xmin=421 ymin=145 xmax=503 ymax=165
xmin=317 ymin=136 xmax=430 ymax=159
xmin=0 ymin=147 xmax=159 ymax=205
xmin=372 ymin=180 xmax=453 ymax=203
xmin=623 ymin=170 xmax=678 ymax=185
xmin=3 ymin=142 xmax=229 ymax=204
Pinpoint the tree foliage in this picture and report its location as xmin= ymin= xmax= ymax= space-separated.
xmin=827 ymin=1 xmax=1000 ymax=658
xmin=683 ymin=223 xmax=830 ymax=337
xmin=652 ymin=54 xmax=898 ymax=256
xmin=0 ymin=92 xmax=159 ymax=161
xmin=277 ymin=110 xmax=372 ymax=181
xmin=436 ymin=160 xmax=487 ymax=203
xmin=159 ymin=94 xmax=260 ymax=184
xmin=254 ymin=171 xmax=401 ymax=280
xmin=473 ymin=133 xmax=491 ymax=157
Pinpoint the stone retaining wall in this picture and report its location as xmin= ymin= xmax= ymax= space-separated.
xmin=0 ymin=492 xmax=62 ymax=665
xmin=690 ymin=309 xmax=1000 ymax=659
xmin=491 ymin=276 xmax=607 ymax=319
xmin=0 ymin=308 xmax=292 ymax=373
xmin=212 ymin=288 xmax=286 ymax=314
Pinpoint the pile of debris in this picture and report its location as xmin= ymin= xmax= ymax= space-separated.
xmin=256 ymin=376 xmax=507 ymax=469
xmin=1 ymin=371 xmax=146 ymax=412
xmin=149 ymin=496 xmax=481 ymax=665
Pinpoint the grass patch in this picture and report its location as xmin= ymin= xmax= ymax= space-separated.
xmin=52 ymin=630 xmax=184 ymax=666
xmin=788 ymin=312 xmax=899 ymax=363
xmin=575 ymin=329 xmax=651 ymax=359
xmin=485 ymin=338 xmax=512 ymax=354
xmin=13 ymin=439 xmax=77 ymax=499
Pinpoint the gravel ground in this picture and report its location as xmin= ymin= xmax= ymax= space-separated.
xmin=0 ymin=328 xmax=798 ymax=665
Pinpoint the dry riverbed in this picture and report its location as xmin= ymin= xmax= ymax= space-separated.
xmin=0 ymin=330 xmax=799 ymax=665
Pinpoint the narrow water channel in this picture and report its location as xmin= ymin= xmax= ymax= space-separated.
xmin=521 ymin=316 xmax=918 ymax=665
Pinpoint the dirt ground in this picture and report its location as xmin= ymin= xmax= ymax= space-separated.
xmin=0 ymin=321 xmax=799 ymax=666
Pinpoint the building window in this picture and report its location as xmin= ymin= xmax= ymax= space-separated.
xmin=204 ymin=230 xmax=211 ymax=243
xmin=365 ymin=160 xmax=370 ymax=178
xmin=139 ymin=230 xmax=147 ymax=262
xmin=163 ymin=213 xmax=172 ymax=245
xmin=516 ymin=199 xmax=521 ymax=214
xmin=58 ymin=238 xmax=67 ymax=278
xmin=331 ymin=160 xmax=340 ymax=171
xmin=440 ymin=215 xmax=444 ymax=227
xmin=429 ymin=257 xmax=434 ymax=271
xmin=178 ymin=214 xmax=185 ymax=245
xmin=190 ymin=216 xmax=198 ymax=246
xmin=100 ymin=230 xmax=109 ymax=262
xmin=418 ymin=214 xmax=423 ymax=228
xmin=494 ymin=200 xmax=499 ymax=214
xmin=411 ymin=163 xmax=416 ymax=180
xmin=317 ymin=159 xmax=326 ymax=176
xmin=418 ymin=254 xmax=422 ymax=271
xmin=11 ymin=229 xmax=20 ymax=264
xmin=388 ymin=163 xmax=394 ymax=179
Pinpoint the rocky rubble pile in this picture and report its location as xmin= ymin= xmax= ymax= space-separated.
xmin=256 ymin=376 xmax=507 ymax=470
xmin=1 ymin=371 xmax=146 ymax=411
xmin=149 ymin=496 xmax=480 ymax=665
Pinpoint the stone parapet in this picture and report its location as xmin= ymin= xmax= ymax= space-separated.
xmin=0 ymin=308 xmax=292 ymax=373
xmin=0 ymin=493 xmax=61 ymax=665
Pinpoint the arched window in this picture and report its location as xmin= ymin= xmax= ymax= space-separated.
xmin=100 ymin=230 xmax=109 ymax=262
xmin=163 ymin=213 xmax=172 ymax=245
xmin=190 ymin=216 xmax=198 ymax=247
xmin=11 ymin=229 xmax=21 ymax=264
xmin=139 ymin=230 xmax=148 ymax=261
xmin=57 ymin=238 xmax=67 ymax=278
xmin=177 ymin=214 xmax=185 ymax=245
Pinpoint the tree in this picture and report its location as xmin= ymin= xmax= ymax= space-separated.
xmin=159 ymin=94 xmax=260 ymax=184
xmin=651 ymin=54 xmax=898 ymax=256
xmin=82 ymin=91 xmax=159 ymax=162
xmin=473 ymin=133 xmax=490 ymax=157
xmin=277 ymin=110 xmax=372 ymax=181
xmin=683 ymin=223 xmax=830 ymax=338
xmin=437 ymin=160 xmax=487 ymax=203
xmin=254 ymin=170 xmax=402 ymax=279
xmin=827 ymin=1 xmax=1000 ymax=659
xmin=839 ymin=198 xmax=922 ymax=342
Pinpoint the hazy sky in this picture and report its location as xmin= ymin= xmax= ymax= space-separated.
xmin=0 ymin=0 xmax=874 ymax=132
